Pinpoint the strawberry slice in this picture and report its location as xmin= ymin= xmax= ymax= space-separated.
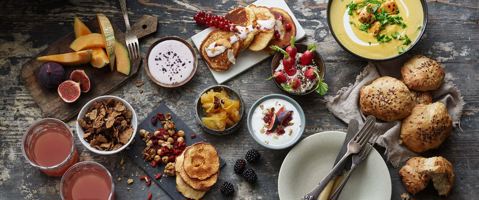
xmin=272 ymin=71 xmax=287 ymax=83
xmin=271 ymin=45 xmax=296 ymax=76
xmin=285 ymin=37 xmax=297 ymax=59
xmin=290 ymin=78 xmax=301 ymax=90
xmin=300 ymin=44 xmax=316 ymax=65
xmin=304 ymin=67 xmax=316 ymax=80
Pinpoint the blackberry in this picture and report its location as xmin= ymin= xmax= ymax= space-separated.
xmin=241 ymin=168 xmax=257 ymax=183
xmin=234 ymin=159 xmax=247 ymax=174
xmin=220 ymin=181 xmax=235 ymax=196
xmin=245 ymin=149 xmax=261 ymax=163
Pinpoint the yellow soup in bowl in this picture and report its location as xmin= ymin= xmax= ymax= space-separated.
xmin=329 ymin=0 xmax=425 ymax=60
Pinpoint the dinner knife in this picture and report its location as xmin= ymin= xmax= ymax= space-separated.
xmin=334 ymin=119 xmax=358 ymax=172
xmin=317 ymin=119 xmax=358 ymax=200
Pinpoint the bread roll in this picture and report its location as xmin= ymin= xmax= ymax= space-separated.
xmin=411 ymin=91 xmax=433 ymax=105
xmin=401 ymin=55 xmax=445 ymax=91
xmin=360 ymin=76 xmax=415 ymax=122
xmin=401 ymin=102 xmax=452 ymax=153
xmin=422 ymin=156 xmax=455 ymax=196
xmin=399 ymin=157 xmax=430 ymax=194
xmin=400 ymin=156 xmax=455 ymax=196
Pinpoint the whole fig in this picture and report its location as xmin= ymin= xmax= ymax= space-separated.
xmin=37 ymin=62 xmax=65 ymax=89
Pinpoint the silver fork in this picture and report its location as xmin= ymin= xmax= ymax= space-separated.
xmin=303 ymin=116 xmax=376 ymax=200
xmin=328 ymin=131 xmax=380 ymax=200
xmin=119 ymin=0 xmax=140 ymax=59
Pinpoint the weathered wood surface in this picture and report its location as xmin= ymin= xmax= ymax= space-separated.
xmin=0 ymin=0 xmax=477 ymax=200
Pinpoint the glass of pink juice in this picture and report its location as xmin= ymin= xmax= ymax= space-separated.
xmin=61 ymin=161 xmax=115 ymax=200
xmin=22 ymin=118 xmax=79 ymax=176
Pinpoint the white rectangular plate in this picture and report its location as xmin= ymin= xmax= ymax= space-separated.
xmin=191 ymin=0 xmax=305 ymax=84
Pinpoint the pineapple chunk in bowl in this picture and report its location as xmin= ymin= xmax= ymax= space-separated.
xmin=195 ymin=85 xmax=245 ymax=135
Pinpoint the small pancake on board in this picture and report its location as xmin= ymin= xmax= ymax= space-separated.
xmin=268 ymin=7 xmax=296 ymax=48
xmin=200 ymin=30 xmax=241 ymax=72
xmin=176 ymin=148 xmax=218 ymax=191
xmin=247 ymin=5 xmax=275 ymax=51
xmin=176 ymin=175 xmax=206 ymax=200
xmin=225 ymin=7 xmax=257 ymax=51
xmin=183 ymin=142 xmax=220 ymax=180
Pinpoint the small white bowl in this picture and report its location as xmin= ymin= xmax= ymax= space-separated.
xmin=76 ymin=95 xmax=138 ymax=155
xmin=247 ymin=94 xmax=305 ymax=150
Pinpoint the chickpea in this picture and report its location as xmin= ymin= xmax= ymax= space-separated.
xmin=148 ymin=149 xmax=156 ymax=159
xmin=154 ymin=131 xmax=161 ymax=137
xmin=146 ymin=140 xmax=153 ymax=147
xmin=177 ymin=130 xmax=185 ymax=137
xmin=177 ymin=137 xmax=184 ymax=143
xmin=167 ymin=122 xmax=175 ymax=129
xmin=168 ymin=129 xmax=175 ymax=136
xmin=162 ymin=156 xmax=169 ymax=164
xmin=154 ymin=155 xmax=161 ymax=162
xmin=157 ymin=139 xmax=165 ymax=145
xmin=167 ymin=137 xmax=174 ymax=144
xmin=157 ymin=149 xmax=162 ymax=155
xmin=163 ymin=123 xmax=168 ymax=129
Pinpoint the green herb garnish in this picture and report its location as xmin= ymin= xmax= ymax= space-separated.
xmin=347 ymin=2 xmax=358 ymax=15
xmin=281 ymin=83 xmax=293 ymax=92
xmin=391 ymin=32 xmax=400 ymax=39
xmin=376 ymin=34 xmax=392 ymax=43
xmin=359 ymin=23 xmax=371 ymax=32
xmin=313 ymin=70 xmax=328 ymax=96
xmin=400 ymin=35 xmax=411 ymax=45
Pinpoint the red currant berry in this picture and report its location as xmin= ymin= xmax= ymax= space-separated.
xmin=274 ymin=31 xmax=280 ymax=39
xmin=285 ymin=23 xmax=292 ymax=31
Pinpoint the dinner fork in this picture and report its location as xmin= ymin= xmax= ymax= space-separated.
xmin=303 ymin=116 xmax=376 ymax=200
xmin=119 ymin=0 xmax=140 ymax=59
xmin=328 ymin=131 xmax=380 ymax=200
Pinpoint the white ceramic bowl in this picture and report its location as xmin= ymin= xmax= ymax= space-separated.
xmin=247 ymin=94 xmax=305 ymax=150
xmin=76 ymin=95 xmax=138 ymax=155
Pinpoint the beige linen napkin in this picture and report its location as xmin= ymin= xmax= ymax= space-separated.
xmin=325 ymin=59 xmax=464 ymax=167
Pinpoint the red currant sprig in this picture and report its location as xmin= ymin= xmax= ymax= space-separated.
xmin=194 ymin=11 xmax=235 ymax=32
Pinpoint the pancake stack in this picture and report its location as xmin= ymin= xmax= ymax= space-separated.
xmin=175 ymin=142 xmax=220 ymax=199
xmin=200 ymin=5 xmax=296 ymax=72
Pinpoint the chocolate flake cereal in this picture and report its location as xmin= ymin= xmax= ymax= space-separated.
xmin=79 ymin=99 xmax=133 ymax=151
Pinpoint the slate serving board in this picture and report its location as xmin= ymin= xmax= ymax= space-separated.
xmin=127 ymin=103 xmax=225 ymax=200
xmin=20 ymin=16 xmax=157 ymax=121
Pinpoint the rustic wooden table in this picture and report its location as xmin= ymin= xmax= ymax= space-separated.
xmin=0 ymin=0 xmax=477 ymax=199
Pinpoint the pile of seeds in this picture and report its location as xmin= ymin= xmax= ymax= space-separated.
xmin=78 ymin=99 xmax=133 ymax=151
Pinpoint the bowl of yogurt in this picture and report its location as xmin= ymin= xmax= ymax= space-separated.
xmin=145 ymin=36 xmax=198 ymax=88
xmin=247 ymin=94 xmax=305 ymax=149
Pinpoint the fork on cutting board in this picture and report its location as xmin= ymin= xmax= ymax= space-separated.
xmin=119 ymin=0 xmax=140 ymax=59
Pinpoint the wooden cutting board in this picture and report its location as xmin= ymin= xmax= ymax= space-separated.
xmin=21 ymin=15 xmax=157 ymax=121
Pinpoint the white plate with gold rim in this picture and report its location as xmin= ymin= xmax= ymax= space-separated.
xmin=191 ymin=0 xmax=306 ymax=84
xmin=278 ymin=131 xmax=391 ymax=200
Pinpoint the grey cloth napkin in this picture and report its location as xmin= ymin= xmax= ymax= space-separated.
xmin=325 ymin=59 xmax=465 ymax=167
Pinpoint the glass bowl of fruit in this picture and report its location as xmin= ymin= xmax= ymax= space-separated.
xmin=270 ymin=41 xmax=327 ymax=96
xmin=195 ymin=85 xmax=245 ymax=135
